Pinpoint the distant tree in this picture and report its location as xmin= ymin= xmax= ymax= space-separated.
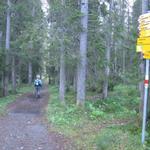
xmin=4 ymin=0 xmax=11 ymax=96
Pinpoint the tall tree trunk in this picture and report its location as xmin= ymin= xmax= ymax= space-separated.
xmin=28 ymin=61 xmax=32 ymax=84
xmin=114 ymin=44 xmax=117 ymax=73
xmin=93 ymin=48 xmax=99 ymax=89
xmin=103 ymin=0 xmax=113 ymax=99
xmin=77 ymin=0 xmax=88 ymax=105
xmin=0 ymin=31 xmax=2 ymax=48
xmin=0 ymin=31 xmax=3 ymax=96
xmin=103 ymin=41 xmax=111 ymax=99
xmin=73 ymin=71 xmax=77 ymax=92
xmin=1 ymin=72 xmax=4 ymax=96
xmin=18 ymin=59 xmax=21 ymax=86
xmin=121 ymin=0 xmax=126 ymax=76
xmin=59 ymin=0 xmax=66 ymax=103
xmin=59 ymin=45 xmax=66 ymax=102
xmin=142 ymin=0 xmax=148 ymax=12
xmin=4 ymin=0 xmax=11 ymax=96
xmin=11 ymin=56 xmax=16 ymax=93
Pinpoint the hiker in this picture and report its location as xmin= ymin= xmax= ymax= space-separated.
xmin=34 ymin=75 xmax=42 ymax=98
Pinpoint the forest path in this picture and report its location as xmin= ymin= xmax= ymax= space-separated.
xmin=0 ymin=86 xmax=74 ymax=150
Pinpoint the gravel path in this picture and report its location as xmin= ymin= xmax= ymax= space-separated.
xmin=0 ymin=87 xmax=75 ymax=150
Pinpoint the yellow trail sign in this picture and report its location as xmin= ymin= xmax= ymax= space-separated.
xmin=139 ymin=12 xmax=150 ymax=20
xmin=140 ymin=30 xmax=150 ymax=37
xmin=139 ymin=17 xmax=150 ymax=23
xmin=143 ymin=54 xmax=150 ymax=59
xmin=136 ymin=44 xmax=150 ymax=53
xmin=142 ymin=45 xmax=150 ymax=52
xmin=140 ymin=21 xmax=150 ymax=26
xmin=136 ymin=45 xmax=142 ymax=52
xmin=137 ymin=37 xmax=150 ymax=45
xmin=139 ymin=24 xmax=150 ymax=30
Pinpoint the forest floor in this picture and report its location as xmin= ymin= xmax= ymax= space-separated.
xmin=46 ymin=86 xmax=145 ymax=150
xmin=0 ymin=85 xmax=147 ymax=150
xmin=0 ymin=86 xmax=75 ymax=150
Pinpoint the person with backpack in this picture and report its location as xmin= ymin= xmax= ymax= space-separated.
xmin=34 ymin=75 xmax=42 ymax=98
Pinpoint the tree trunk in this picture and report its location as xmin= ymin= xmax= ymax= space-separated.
xmin=121 ymin=0 xmax=126 ymax=76
xmin=59 ymin=45 xmax=66 ymax=102
xmin=17 ymin=59 xmax=21 ymax=86
xmin=11 ymin=56 xmax=16 ymax=93
xmin=103 ymin=42 xmax=111 ymax=99
xmin=0 ymin=31 xmax=2 ymax=48
xmin=103 ymin=0 xmax=113 ymax=99
xmin=142 ymin=0 xmax=148 ymax=13
xmin=59 ymin=0 xmax=66 ymax=103
xmin=0 ymin=31 xmax=3 ymax=96
xmin=28 ymin=61 xmax=32 ymax=84
xmin=4 ymin=0 xmax=11 ymax=96
xmin=76 ymin=0 xmax=88 ymax=105
xmin=114 ymin=44 xmax=117 ymax=74
xmin=73 ymin=70 xmax=77 ymax=92
xmin=1 ymin=72 xmax=4 ymax=96
xmin=93 ymin=48 xmax=99 ymax=89
xmin=48 ymin=73 xmax=51 ymax=85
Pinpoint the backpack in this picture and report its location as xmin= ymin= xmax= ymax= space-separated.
xmin=34 ymin=79 xmax=41 ymax=86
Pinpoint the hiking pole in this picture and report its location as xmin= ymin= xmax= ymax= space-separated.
xmin=142 ymin=59 xmax=149 ymax=144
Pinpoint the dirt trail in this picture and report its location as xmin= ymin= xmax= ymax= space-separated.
xmin=0 ymin=86 xmax=75 ymax=150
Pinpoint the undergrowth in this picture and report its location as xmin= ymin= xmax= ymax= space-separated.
xmin=47 ymin=85 xmax=146 ymax=149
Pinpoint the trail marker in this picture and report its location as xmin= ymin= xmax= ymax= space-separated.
xmin=136 ymin=45 xmax=142 ymax=52
xmin=137 ymin=12 xmax=150 ymax=144
xmin=137 ymin=37 xmax=150 ymax=44
xmin=140 ymin=30 xmax=150 ymax=37
xmin=139 ymin=25 xmax=150 ymax=31
xmin=139 ymin=18 xmax=150 ymax=24
xmin=139 ymin=12 xmax=150 ymax=20
xmin=143 ymin=54 xmax=150 ymax=59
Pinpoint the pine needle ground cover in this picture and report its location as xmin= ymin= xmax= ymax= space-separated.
xmin=47 ymin=85 xmax=146 ymax=150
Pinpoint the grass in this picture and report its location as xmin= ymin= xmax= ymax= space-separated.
xmin=0 ymin=84 xmax=33 ymax=116
xmin=46 ymin=85 xmax=146 ymax=149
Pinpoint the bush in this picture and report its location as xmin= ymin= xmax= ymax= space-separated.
xmin=86 ymin=102 xmax=105 ymax=120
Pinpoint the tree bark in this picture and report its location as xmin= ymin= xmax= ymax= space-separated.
xmin=4 ymin=0 xmax=11 ymax=96
xmin=77 ymin=0 xmax=88 ymax=105
xmin=28 ymin=61 xmax=32 ymax=84
xmin=0 ymin=31 xmax=2 ymax=48
xmin=59 ymin=45 xmax=66 ymax=102
xmin=142 ymin=0 xmax=148 ymax=13
xmin=103 ymin=41 xmax=111 ymax=99
xmin=103 ymin=0 xmax=113 ymax=99
xmin=121 ymin=0 xmax=126 ymax=76
xmin=59 ymin=0 xmax=66 ymax=103
xmin=73 ymin=70 xmax=77 ymax=92
xmin=0 ymin=31 xmax=3 ymax=96
xmin=17 ymin=59 xmax=21 ymax=86
xmin=11 ymin=56 xmax=16 ymax=93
